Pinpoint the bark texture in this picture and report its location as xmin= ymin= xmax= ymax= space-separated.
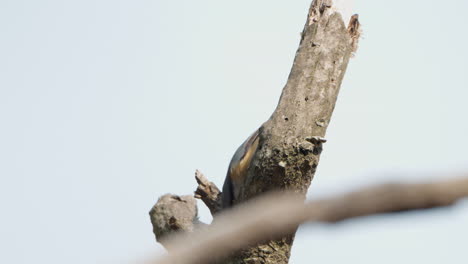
xmin=149 ymin=194 xmax=202 ymax=249
xmin=152 ymin=177 xmax=468 ymax=264
xmin=194 ymin=170 xmax=223 ymax=215
xmin=228 ymin=2 xmax=359 ymax=263
xmin=150 ymin=0 xmax=360 ymax=263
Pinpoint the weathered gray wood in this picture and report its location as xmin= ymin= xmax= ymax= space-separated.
xmin=153 ymin=178 xmax=468 ymax=264
xmin=194 ymin=170 xmax=223 ymax=215
xmin=228 ymin=1 xmax=360 ymax=262
xmin=150 ymin=0 xmax=360 ymax=263
xmin=149 ymin=194 xmax=202 ymax=249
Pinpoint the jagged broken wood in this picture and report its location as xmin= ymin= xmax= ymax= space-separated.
xmin=150 ymin=0 xmax=361 ymax=263
xmin=194 ymin=170 xmax=223 ymax=215
xmin=223 ymin=1 xmax=360 ymax=262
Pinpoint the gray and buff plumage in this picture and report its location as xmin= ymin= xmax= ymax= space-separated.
xmin=221 ymin=129 xmax=260 ymax=208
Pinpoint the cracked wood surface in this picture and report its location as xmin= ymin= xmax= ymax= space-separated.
xmin=150 ymin=0 xmax=360 ymax=263
xmin=229 ymin=2 xmax=359 ymax=262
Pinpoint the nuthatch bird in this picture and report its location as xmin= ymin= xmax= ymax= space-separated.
xmin=221 ymin=129 xmax=260 ymax=208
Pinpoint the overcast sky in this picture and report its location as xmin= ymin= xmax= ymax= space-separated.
xmin=1 ymin=0 xmax=467 ymax=263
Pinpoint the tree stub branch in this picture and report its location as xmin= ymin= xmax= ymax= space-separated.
xmin=150 ymin=0 xmax=360 ymax=263
xmin=194 ymin=169 xmax=222 ymax=215
xmin=230 ymin=1 xmax=360 ymax=262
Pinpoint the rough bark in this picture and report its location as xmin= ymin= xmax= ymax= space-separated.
xmin=149 ymin=194 xmax=207 ymax=249
xmin=151 ymin=177 xmax=468 ymax=264
xmin=228 ymin=2 xmax=360 ymax=263
xmin=194 ymin=170 xmax=223 ymax=215
xmin=150 ymin=0 xmax=360 ymax=263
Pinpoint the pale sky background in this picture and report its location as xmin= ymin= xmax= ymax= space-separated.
xmin=1 ymin=0 xmax=467 ymax=263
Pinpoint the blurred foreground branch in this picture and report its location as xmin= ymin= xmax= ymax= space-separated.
xmin=150 ymin=177 xmax=468 ymax=264
xmin=150 ymin=0 xmax=362 ymax=262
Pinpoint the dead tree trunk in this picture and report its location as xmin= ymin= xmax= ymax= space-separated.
xmin=227 ymin=3 xmax=359 ymax=263
xmin=150 ymin=1 xmax=360 ymax=263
